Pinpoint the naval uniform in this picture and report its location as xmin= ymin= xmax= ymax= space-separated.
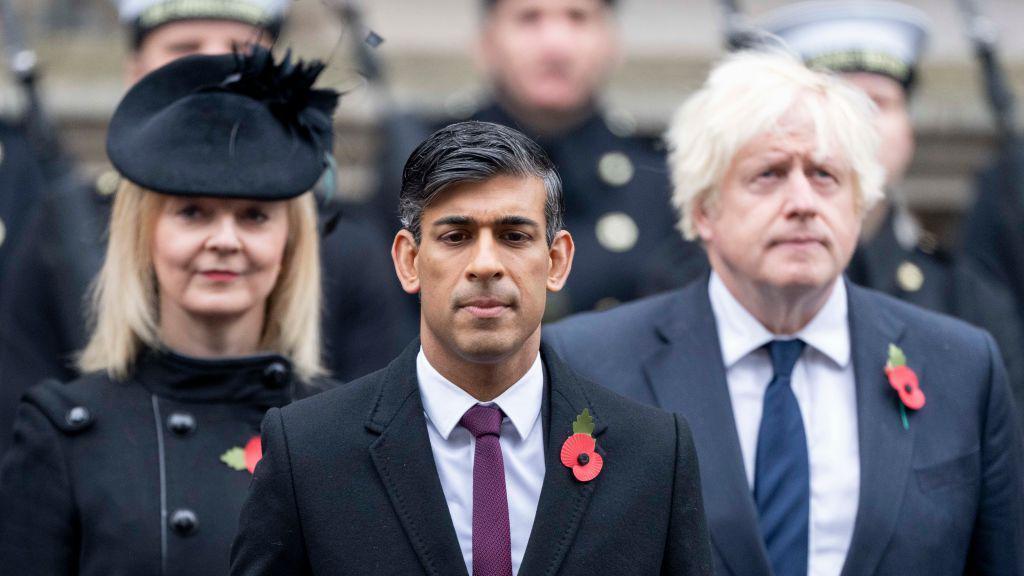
xmin=0 ymin=349 xmax=330 ymax=576
xmin=963 ymin=154 xmax=1024 ymax=328
xmin=0 ymin=171 xmax=112 ymax=462
xmin=473 ymin=103 xmax=695 ymax=317
xmin=0 ymin=120 xmax=47 ymax=291
xmin=371 ymin=101 xmax=703 ymax=319
xmin=847 ymin=210 xmax=1024 ymax=419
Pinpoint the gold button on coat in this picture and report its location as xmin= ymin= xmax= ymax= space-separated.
xmin=896 ymin=261 xmax=924 ymax=292
xmin=595 ymin=211 xmax=639 ymax=253
xmin=597 ymin=152 xmax=634 ymax=187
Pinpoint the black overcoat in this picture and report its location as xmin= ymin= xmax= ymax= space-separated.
xmin=0 ymin=349 xmax=329 ymax=576
xmin=230 ymin=341 xmax=714 ymax=576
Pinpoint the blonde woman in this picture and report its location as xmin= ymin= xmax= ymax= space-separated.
xmin=0 ymin=46 xmax=338 ymax=575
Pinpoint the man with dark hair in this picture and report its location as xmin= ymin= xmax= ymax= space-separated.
xmin=373 ymin=0 xmax=704 ymax=319
xmin=230 ymin=120 xmax=713 ymax=576
xmin=397 ymin=122 xmax=565 ymax=246
xmin=0 ymin=0 xmax=410 ymax=459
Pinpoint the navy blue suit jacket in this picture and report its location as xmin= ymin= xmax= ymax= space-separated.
xmin=545 ymin=277 xmax=1024 ymax=576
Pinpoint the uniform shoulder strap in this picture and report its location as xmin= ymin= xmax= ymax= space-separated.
xmin=22 ymin=378 xmax=96 ymax=435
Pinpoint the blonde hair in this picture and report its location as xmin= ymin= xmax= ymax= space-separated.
xmin=665 ymin=50 xmax=885 ymax=240
xmin=78 ymin=181 xmax=325 ymax=381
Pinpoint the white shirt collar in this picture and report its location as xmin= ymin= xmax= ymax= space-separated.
xmin=708 ymin=272 xmax=851 ymax=369
xmin=416 ymin=348 xmax=545 ymax=441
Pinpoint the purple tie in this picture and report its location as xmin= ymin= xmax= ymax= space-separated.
xmin=459 ymin=404 xmax=513 ymax=576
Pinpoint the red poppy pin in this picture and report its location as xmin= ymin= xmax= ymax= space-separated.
xmin=220 ymin=435 xmax=262 ymax=474
xmin=560 ymin=409 xmax=604 ymax=482
xmin=885 ymin=344 xmax=925 ymax=430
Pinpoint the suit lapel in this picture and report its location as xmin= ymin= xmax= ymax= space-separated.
xmin=519 ymin=344 xmax=608 ymax=576
xmin=642 ymin=279 xmax=770 ymax=576
xmin=366 ymin=341 xmax=469 ymax=576
xmin=840 ymin=282 xmax=914 ymax=576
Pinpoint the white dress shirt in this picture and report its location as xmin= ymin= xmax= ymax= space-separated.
xmin=417 ymin=349 xmax=545 ymax=576
xmin=709 ymin=272 xmax=860 ymax=576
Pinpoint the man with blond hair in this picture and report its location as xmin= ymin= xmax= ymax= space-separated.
xmin=547 ymin=51 xmax=1024 ymax=575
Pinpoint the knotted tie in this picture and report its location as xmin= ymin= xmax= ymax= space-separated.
xmin=754 ymin=339 xmax=809 ymax=576
xmin=459 ymin=404 xmax=513 ymax=576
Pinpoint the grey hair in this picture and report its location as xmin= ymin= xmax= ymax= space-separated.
xmin=399 ymin=120 xmax=564 ymax=244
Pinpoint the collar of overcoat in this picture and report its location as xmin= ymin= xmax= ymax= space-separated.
xmin=365 ymin=339 xmax=608 ymax=576
xmin=642 ymin=275 xmax=911 ymax=576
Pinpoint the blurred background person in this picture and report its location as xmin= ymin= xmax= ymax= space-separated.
xmin=0 ymin=0 xmax=411 ymax=459
xmin=0 ymin=120 xmax=46 ymax=283
xmin=371 ymin=0 xmax=706 ymax=320
xmin=0 ymin=45 xmax=339 ymax=576
xmin=0 ymin=0 xmax=68 ymax=297
xmin=0 ymin=0 xmax=290 ymax=460
xmin=960 ymin=0 xmax=1024 ymax=359
xmin=760 ymin=0 xmax=1024 ymax=414
xmin=4 ymin=0 xmax=1023 ymax=434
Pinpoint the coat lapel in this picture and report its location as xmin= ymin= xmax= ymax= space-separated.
xmin=641 ymin=279 xmax=770 ymax=576
xmin=366 ymin=341 xmax=469 ymax=576
xmin=518 ymin=343 xmax=608 ymax=576
xmin=840 ymin=282 xmax=914 ymax=576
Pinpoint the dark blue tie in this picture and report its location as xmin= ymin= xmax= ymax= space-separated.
xmin=755 ymin=339 xmax=809 ymax=576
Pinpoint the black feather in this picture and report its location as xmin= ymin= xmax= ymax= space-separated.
xmin=202 ymin=45 xmax=340 ymax=151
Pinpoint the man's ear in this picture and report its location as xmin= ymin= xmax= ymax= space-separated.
xmin=392 ymin=230 xmax=421 ymax=295
xmin=546 ymin=230 xmax=574 ymax=292
xmin=693 ymin=197 xmax=715 ymax=244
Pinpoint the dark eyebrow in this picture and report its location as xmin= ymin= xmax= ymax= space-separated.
xmin=432 ymin=215 xmax=473 ymax=228
xmin=430 ymin=215 xmax=540 ymax=228
xmin=495 ymin=216 xmax=540 ymax=228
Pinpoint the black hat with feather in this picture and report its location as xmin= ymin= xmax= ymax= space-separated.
xmin=107 ymin=45 xmax=339 ymax=200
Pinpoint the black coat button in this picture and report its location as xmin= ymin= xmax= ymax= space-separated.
xmin=262 ymin=362 xmax=289 ymax=388
xmin=65 ymin=406 xmax=91 ymax=429
xmin=166 ymin=412 xmax=196 ymax=436
xmin=170 ymin=509 xmax=198 ymax=536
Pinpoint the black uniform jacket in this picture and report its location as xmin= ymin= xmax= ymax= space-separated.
xmin=0 ymin=171 xmax=409 ymax=459
xmin=963 ymin=152 xmax=1024 ymax=329
xmin=0 ymin=349 xmax=329 ymax=576
xmin=371 ymin=102 xmax=704 ymax=319
xmin=230 ymin=341 xmax=714 ymax=576
xmin=0 ymin=120 xmax=47 ymax=284
xmin=470 ymin=104 xmax=691 ymax=317
xmin=847 ymin=210 xmax=1024 ymax=420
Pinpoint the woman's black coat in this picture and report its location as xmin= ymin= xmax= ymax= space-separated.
xmin=0 ymin=349 xmax=328 ymax=576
